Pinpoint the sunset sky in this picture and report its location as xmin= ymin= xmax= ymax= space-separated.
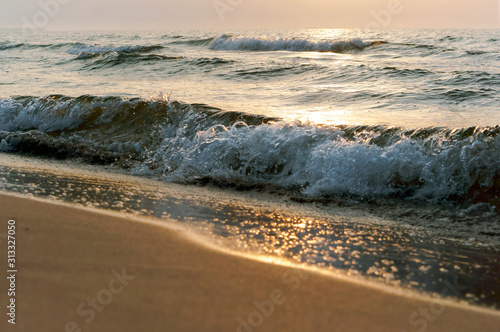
xmin=1 ymin=0 xmax=499 ymax=31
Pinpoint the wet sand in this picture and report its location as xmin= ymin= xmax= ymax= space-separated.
xmin=0 ymin=192 xmax=499 ymax=332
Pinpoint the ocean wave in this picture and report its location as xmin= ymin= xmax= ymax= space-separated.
xmin=74 ymin=53 xmax=231 ymax=70
xmin=169 ymin=37 xmax=217 ymax=46
xmin=391 ymin=42 xmax=459 ymax=55
xmin=465 ymin=50 xmax=489 ymax=56
xmin=0 ymin=95 xmax=499 ymax=209
xmin=208 ymin=36 xmax=385 ymax=53
xmin=438 ymin=35 xmax=463 ymax=42
xmin=382 ymin=67 xmax=433 ymax=77
xmin=231 ymin=63 xmax=318 ymax=79
xmin=0 ymin=43 xmax=54 ymax=51
xmin=0 ymin=42 xmax=86 ymax=51
xmin=188 ymin=57 xmax=235 ymax=66
xmin=440 ymin=88 xmax=493 ymax=101
xmin=0 ymin=43 xmax=24 ymax=51
xmin=76 ymin=52 xmax=184 ymax=69
xmin=67 ymin=44 xmax=165 ymax=56
xmin=162 ymin=34 xmax=185 ymax=39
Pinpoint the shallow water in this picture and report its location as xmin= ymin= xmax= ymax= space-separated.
xmin=0 ymin=161 xmax=498 ymax=308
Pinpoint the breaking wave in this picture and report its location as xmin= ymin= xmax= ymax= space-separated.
xmin=0 ymin=95 xmax=499 ymax=209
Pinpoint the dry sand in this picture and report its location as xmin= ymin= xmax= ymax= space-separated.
xmin=0 ymin=192 xmax=499 ymax=332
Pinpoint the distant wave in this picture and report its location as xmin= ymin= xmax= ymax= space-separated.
xmin=232 ymin=63 xmax=318 ymax=79
xmin=190 ymin=57 xmax=234 ymax=64
xmin=466 ymin=50 xmax=487 ymax=56
xmin=0 ymin=43 xmax=24 ymax=51
xmin=208 ymin=36 xmax=386 ymax=53
xmin=76 ymin=52 xmax=184 ymax=69
xmin=382 ymin=67 xmax=433 ymax=77
xmin=73 ymin=53 xmax=234 ymax=71
xmin=1 ymin=95 xmax=499 ymax=210
xmin=0 ymin=42 xmax=167 ymax=55
xmin=169 ymin=37 xmax=217 ymax=46
xmin=162 ymin=34 xmax=185 ymax=39
xmin=67 ymin=44 xmax=165 ymax=56
xmin=389 ymin=42 xmax=493 ymax=57
xmin=0 ymin=43 xmax=54 ymax=51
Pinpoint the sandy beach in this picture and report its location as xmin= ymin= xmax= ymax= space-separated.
xmin=1 ymin=192 xmax=499 ymax=332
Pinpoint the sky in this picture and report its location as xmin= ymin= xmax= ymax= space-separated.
xmin=0 ymin=0 xmax=499 ymax=31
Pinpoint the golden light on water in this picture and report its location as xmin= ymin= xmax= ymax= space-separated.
xmin=310 ymin=29 xmax=348 ymax=40
xmin=291 ymin=107 xmax=348 ymax=125
xmin=0 ymin=159 xmax=498 ymax=305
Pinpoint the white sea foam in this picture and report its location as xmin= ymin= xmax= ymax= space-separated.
xmin=151 ymin=115 xmax=500 ymax=201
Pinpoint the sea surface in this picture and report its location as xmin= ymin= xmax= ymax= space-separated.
xmin=0 ymin=29 xmax=499 ymax=307
xmin=1 ymin=29 xmax=500 ymax=206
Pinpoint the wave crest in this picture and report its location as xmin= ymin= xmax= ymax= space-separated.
xmin=0 ymin=95 xmax=499 ymax=208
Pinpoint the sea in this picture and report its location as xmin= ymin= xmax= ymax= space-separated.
xmin=0 ymin=29 xmax=499 ymax=307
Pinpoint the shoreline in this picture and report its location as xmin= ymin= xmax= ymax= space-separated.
xmin=1 ymin=192 xmax=499 ymax=331
xmin=0 ymin=152 xmax=499 ymax=309
xmin=0 ymin=152 xmax=498 ymax=249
